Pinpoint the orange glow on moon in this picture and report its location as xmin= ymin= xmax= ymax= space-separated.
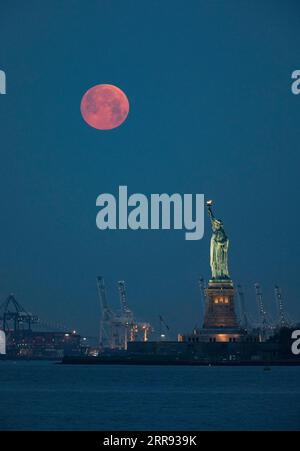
xmin=80 ymin=84 xmax=129 ymax=130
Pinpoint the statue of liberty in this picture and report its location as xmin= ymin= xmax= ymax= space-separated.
xmin=206 ymin=200 xmax=230 ymax=280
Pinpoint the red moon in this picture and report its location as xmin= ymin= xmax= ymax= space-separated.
xmin=80 ymin=84 xmax=129 ymax=130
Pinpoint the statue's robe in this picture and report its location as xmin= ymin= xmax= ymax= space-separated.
xmin=210 ymin=220 xmax=230 ymax=279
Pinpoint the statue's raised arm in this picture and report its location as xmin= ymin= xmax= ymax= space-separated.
xmin=206 ymin=201 xmax=215 ymax=223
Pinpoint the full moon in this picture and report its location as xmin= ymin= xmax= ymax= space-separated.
xmin=80 ymin=84 xmax=129 ymax=130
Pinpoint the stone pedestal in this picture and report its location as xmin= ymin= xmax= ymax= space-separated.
xmin=203 ymin=279 xmax=238 ymax=329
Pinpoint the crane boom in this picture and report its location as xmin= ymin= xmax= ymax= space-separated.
xmin=0 ymin=294 xmax=39 ymax=332
xmin=96 ymin=276 xmax=116 ymax=350
xmin=159 ymin=315 xmax=169 ymax=331
xmin=237 ymin=284 xmax=248 ymax=329
xmin=254 ymin=283 xmax=268 ymax=339
xmin=117 ymin=280 xmax=132 ymax=317
xmin=274 ymin=285 xmax=289 ymax=327
xmin=198 ymin=276 xmax=207 ymax=311
xmin=96 ymin=276 xmax=112 ymax=320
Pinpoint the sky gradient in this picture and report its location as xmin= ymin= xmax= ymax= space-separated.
xmin=0 ymin=0 xmax=300 ymax=337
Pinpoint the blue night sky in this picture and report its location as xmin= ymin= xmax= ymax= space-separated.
xmin=0 ymin=0 xmax=299 ymax=337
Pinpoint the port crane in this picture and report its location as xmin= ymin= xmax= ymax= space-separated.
xmin=118 ymin=280 xmax=133 ymax=319
xmin=117 ymin=280 xmax=151 ymax=344
xmin=117 ymin=280 xmax=137 ymax=345
xmin=0 ymin=294 xmax=39 ymax=333
xmin=0 ymin=294 xmax=76 ymax=335
xmin=97 ymin=276 xmax=151 ymax=350
xmin=158 ymin=315 xmax=169 ymax=340
xmin=274 ymin=285 xmax=290 ymax=327
xmin=236 ymin=284 xmax=249 ymax=330
xmin=254 ymin=283 xmax=270 ymax=340
xmin=198 ymin=276 xmax=207 ymax=321
xmin=97 ymin=276 xmax=121 ymax=350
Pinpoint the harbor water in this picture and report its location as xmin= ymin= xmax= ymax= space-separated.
xmin=0 ymin=361 xmax=299 ymax=431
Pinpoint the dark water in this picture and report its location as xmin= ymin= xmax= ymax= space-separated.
xmin=0 ymin=361 xmax=299 ymax=431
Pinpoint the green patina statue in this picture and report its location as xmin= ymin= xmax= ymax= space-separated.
xmin=206 ymin=200 xmax=230 ymax=280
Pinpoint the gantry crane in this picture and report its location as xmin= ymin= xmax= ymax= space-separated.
xmin=118 ymin=281 xmax=133 ymax=321
xmin=158 ymin=315 xmax=169 ymax=340
xmin=118 ymin=280 xmax=151 ymax=343
xmin=274 ymin=285 xmax=290 ymax=328
xmin=97 ymin=276 xmax=151 ymax=350
xmin=254 ymin=283 xmax=269 ymax=340
xmin=0 ymin=294 xmax=39 ymax=333
xmin=117 ymin=280 xmax=137 ymax=345
xmin=198 ymin=276 xmax=207 ymax=321
xmin=97 ymin=276 xmax=120 ymax=350
xmin=236 ymin=284 xmax=249 ymax=330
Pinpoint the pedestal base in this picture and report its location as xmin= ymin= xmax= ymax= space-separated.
xmin=203 ymin=279 xmax=238 ymax=329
